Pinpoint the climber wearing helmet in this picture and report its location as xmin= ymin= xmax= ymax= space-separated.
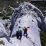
xmin=23 ymin=26 xmax=30 ymax=38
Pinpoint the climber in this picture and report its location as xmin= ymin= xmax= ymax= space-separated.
xmin=16 ymin=26 xmax=22 ymax=40
xmin=23 ymin=26 xmax=30 ymax=38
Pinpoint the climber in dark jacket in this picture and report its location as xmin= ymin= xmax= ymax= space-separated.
xmin=23 ymin=26 xmax=30 ymax=38
xmin=16 ymin=26 xmax=22 ymax=40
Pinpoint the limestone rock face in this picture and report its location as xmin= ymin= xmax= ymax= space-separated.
xmin=10 ymin=2 xmax=45 ymax=46
xmin=0 ymin=22 xmax=8 ymax=37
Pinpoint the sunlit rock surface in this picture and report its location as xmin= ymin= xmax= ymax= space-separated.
xmin=0 ymin=2 xmax=46 ymax=46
